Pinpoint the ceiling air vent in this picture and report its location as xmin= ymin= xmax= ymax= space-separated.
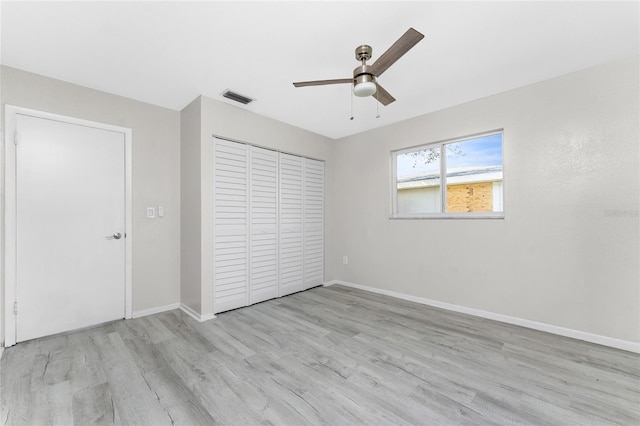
xmin=221 ymin=89 xmax=254 ymax=105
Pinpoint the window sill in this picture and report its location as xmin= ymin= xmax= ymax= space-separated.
xmin=390 ymin=212 xmax=505 ymax=220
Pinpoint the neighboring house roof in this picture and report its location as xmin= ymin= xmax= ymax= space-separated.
xmin=397 ymin=166 xmax=503 ymax=189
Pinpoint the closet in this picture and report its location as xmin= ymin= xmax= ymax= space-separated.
xmin=213 ymin=139 xmax=324 ymax=314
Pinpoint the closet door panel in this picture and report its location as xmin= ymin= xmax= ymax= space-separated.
xmin=304 ymin=158 xmax=324 ymax=289
xmin=249 ymin=147 xmax=279 ymax=304
xmin=214 ymin=140 xmax=249 ymax=313
xmin=279 ymin=153 xmax=304 ymax=297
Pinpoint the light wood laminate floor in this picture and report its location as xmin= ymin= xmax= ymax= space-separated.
xmin=2 ymin=285 xmax=639 ymax=425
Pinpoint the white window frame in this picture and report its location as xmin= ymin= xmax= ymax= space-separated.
xmin=391 ymin=130 xmax=505 ymax=220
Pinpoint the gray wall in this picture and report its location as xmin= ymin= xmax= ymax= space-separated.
xmin=180 ymin=95 xmax=335 ymax=316
xmin=1 ymin=66 xmax=182 ymax=343
xmin=332 ymin=56 xmax=639 ymax=343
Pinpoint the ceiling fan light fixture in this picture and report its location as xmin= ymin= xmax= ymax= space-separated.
xmin=354 ymin=81 xmax=377 ymax=97
xmin=353 ymin=74 xmax=377 ymax=97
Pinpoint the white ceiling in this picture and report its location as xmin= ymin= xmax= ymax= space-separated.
xmin=1 ymin=1 xmax=638 ymax=139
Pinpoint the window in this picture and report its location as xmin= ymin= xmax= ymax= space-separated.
xmin=392 ymin=131 xmax=503 ymax=218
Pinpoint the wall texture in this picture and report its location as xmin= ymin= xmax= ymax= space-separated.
xmin=333 ymin=56 xmax=639 ymax=343
xmin=1 ymin=66 xmax=181 ymax=344
xmin=180 ymin=95 xmax=335 ymax=316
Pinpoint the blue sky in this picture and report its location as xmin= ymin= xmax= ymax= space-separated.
xmin=397 ymin=133 xmax=502 ymax=179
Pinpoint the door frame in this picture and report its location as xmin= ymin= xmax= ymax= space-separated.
xmin=3 ymin=105 xmax=133 ymax=347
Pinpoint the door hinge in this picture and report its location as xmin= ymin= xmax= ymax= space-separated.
xmin=13 ymin=132 xmax=19 ymax=145
xmin=13 ymin=302 xmax=18 ymax=315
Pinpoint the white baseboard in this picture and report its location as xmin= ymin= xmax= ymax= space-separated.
xmin=179 ymin=303 xmax=216 ymax=322
xmin=324 ymin=280 xmax=640 ymax=354
xmin=132 ymin=303 xmax=180 ymax=319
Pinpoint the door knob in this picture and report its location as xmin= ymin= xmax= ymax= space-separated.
xmin=106 ymin=233 xmax=122 ymax=240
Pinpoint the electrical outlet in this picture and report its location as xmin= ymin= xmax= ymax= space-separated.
xmin=343 ymin=256 xmax=348 ymax=265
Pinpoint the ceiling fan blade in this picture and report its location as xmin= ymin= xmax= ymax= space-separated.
xmin=373 ymin=84 xmax=395 ymax=106
xmin=293 ymin=78 xmax=352 ymax=87
xmin=369 ymin=28 xmax=424 ymax=77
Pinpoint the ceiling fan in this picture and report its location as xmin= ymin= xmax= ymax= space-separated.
xmin=293 ymin=28 xmax=424 ymax=106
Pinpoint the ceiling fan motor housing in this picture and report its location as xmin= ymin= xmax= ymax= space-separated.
xmin=354 ymin=72 xmax=376 ymax=85
xmin=353 ymin=63 xmax=376 ymax=87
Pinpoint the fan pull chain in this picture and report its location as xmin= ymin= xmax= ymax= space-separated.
xmin=350 ymin=86 xmax=354 ymax=120
xmin=376 ymin=98 xmax=380 ymax=119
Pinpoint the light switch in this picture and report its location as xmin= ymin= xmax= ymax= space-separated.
xmin=158 ymin=206 xmax=165 ymax=218
xmin=146 ymin=207 xmax=156 ymax=218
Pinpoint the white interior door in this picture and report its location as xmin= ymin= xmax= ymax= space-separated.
xmin=214 ymin=140 xmax=249 ymax=313
xmin=15 ymin=113 xmax=126 ymax=342
xmin=249 ymin=146 xmax=279 ymax=304
xmin=279 ymin=153 xmax=304 ymax=297
xmin=303 ymin=158 xmax=324 ymax=290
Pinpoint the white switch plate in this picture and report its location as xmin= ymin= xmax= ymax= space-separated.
xmin=343 ymin=256 xmax=348 ymax=265
xmin=146 ymin=207 xmax=156 ymax=218
xmin=158 ymin=206 xmax=165 ymax=218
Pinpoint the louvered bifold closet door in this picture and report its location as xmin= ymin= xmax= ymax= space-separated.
xmin=303 ymin=158 xmax=324 ymax=289
xmin=214 ymin=140 xmax=249 ymax=314
xmin=278 ymin=153 xmax=304 ymax=297
xmin=249 ymin=147 xmax=279 ymax=304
